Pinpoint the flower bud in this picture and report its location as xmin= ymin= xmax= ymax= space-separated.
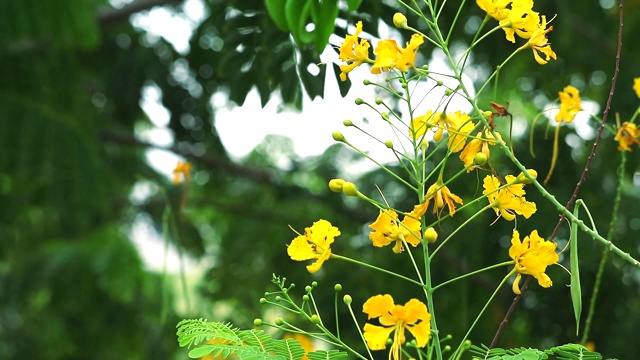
xmin=363 ymin=79 xmax=371 ymax=85
xmin=342 ymin=182 xmax=358 ymax=196
xmin=393 ymin=12 xmax=408 ymax=28
xmin=275 ymin=296 xmax=282 ymax=301
xmin=375 ymin=97 xmax=383 ymax=105
xmin=355 ymin=98 xmax=364 ymax=105
xmin=310 ymin=314 xmax=321 ymax=324
xmin=343 ymin=119 xmax=354 ymax=126
xmin=385 ymin=140 xmax=394 ymax=149
xmin=253 ymin=318 xmax=263 ymax=327
xmin=332 ymin=131 xmax=346 ymax=142
xmin=381 ymin=112 xmax=389 ymax=121
xmin=419 ymin=140 xmax=429 ymax=152
xmin=516 ymin=169 xmax=538 ymax=184
xmin=474 ymin=152 xmax=488 ymax=166
xmin=343 ymin=295 xmax=352 ymax=305
xmin=275 ymin=318 xmax=284 ymax=326
xmin=334 ymin=284 xmax=342 ymax=292
xmin=329 ymin=178 xmax=345 ymax=192
xmin=424 ymin=227 xmax=438 ymax=243
xmin=302 ymin=294 xmax=310 ymax=301
xmin=311 ymin=281 xmax=318 ymax=287
xmin=259 ymin=297 xmax=267 ymax=304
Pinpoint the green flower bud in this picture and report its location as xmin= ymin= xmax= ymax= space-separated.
xmin=516 ymin=169 xmax=538 ymax=184
xmin=363 ymin=79 xmax=371 ymax=85
xmin=275 ymin=295 xmax=282 ymax=301
xmin=436 ymin=80 xmax=443 ymax=86
xmin=343 ymin=295 xmax=352 ymax=305
xmin=393 ymin=12 xmax=408 ymax=28
xmin=474 ymin=152 xmax=488 ymax=166
xmin=355 ymin=98 xmax=364 ymax=105
xmin=375 ymin=97 xmax=383 ymax=105
xmin=342 ymin=182 xmax=358 ymax=196
xmin=424 ymin=227 xmax=438 ymax=243
xmin=444 ymin=89 xmax=453 ymax=96
xmin=382 ymin=112 xmax=389 ymax=121
xmin=422 ymin=64 xmax=429 ymax=71
xmin=259 ymin=297 xmax=267 ymax=304
xmin=332 ymin=131 xmax=346 ymax=142
xmin=329 ymin=178 xmax=345 ymax=192
xmin=310 ymin=314 xmax=321 ymax=324
xmin=302 ymin=294 xmax=310 ymax=301
xmin=275 ymin=318 xmax=284 ymax=326
xmin=334 ymin=284 xmax=342 ymax=292
xmin=305 ymin=285 xmax=312 ymax=293
xmin=419 ymin=140 xmax=429 ymax=152
xmin=253 ymin=318 xmax=263 ymax=327
xmin=385 ymin=140 xmax=394 ymax=149
xmin=311 ymin=281 xmax=318 ymax=287
xmin=343 ymin=119 xmax=354 ymax=126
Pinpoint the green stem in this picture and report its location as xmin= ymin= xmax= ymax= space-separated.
xmin=331 ymin=254 xmax=426 ymax=288
xmin=433 ymin=261 xmax=513 ymax=292
xmin=448 ymin=272 xmax=512 ymax=360
xmin=430 ymin=204 xmax=492 ymax=260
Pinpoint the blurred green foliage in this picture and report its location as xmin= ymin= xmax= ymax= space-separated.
xmin=0 ymin=0 xmax=639 ymax=359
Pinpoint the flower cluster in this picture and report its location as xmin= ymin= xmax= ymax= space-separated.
xmin=338 ymin=21 xmax=424 ymax=81
xmin=477 ymin=0 xmax=556 ymax=64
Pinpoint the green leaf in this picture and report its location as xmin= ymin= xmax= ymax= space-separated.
xmin=265 ymin=0 xmax=290 ymax=31
xmin=285 ymin=0 xmax=314 ymax=45
xmin=571 ymin=205 xmax=583 ymax=336
xmin=346 ymin=0 xmax=363 ymax=11
xmin=310 ymin=0 xmax=338 ymax=53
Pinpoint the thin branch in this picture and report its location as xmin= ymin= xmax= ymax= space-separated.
xmin=490 ymin=0 xmax=625 ymax=348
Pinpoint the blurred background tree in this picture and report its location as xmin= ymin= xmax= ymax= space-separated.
xmin=0 ymin=0 xmax=639 ymax=359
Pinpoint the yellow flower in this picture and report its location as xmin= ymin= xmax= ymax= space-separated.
xmin=362 ymin=294 xmax=431 ymax=360
xmin=338 ymin=21 xmax=371 ymax=81
xmin=482 ymin=175 xmax=537 ymax=221
xmin=283 ymin=333 xmax=314 ymax=360
xmin=509 ymin=230 xmax=559 ymax=294
xmin=614 ymin=122 xmax=640 ymax=151
xmin=499 ymin=1 xmax=538 ymax=43
xmin=633 ymin=77 xmax=640 ymax=98
xmin=421 ymin=181 xmax=464 ymax=217
xmin=525 ymin=16 xmax=556 ymax=65
xmin=287 ymin=219 xmax=340 ymax=273
xmin=555 ymin=85 xmax=582 ymax=123
xmin=172 ymin=161 xmax=192 ymax=184
xmin=409 ymin=111 xmax=474 ymax=152
xmin=371 ymin=35 xmax=424 ymax=75
xmin=460 ymin=129 xmax=504 ymax=171
xmin=476 ymin=0 xmax=513 ymax=21
xmin=368 ymin=208 xmax=422 ymax=253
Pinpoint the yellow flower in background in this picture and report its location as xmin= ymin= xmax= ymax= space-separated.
xmin=172 ymin=161 xmax=192 ymax=184
xmin=409 ymin=110 xmax=438 ymax=140
xmin=287 ymin=219 xmax=340 ymax=273
xmin=633 ymin=77 xmax=640 ymax=98
xmin=460 ymin=130 xmax=504 ymax=171
xmin=509 ymin=230 xmax=559 ymax=294
xmin=338 ymin=21 xmax=371 ymax=81
xmin=483 ymin=175 xmax=536 ymax=221
xmin=525 ymin=16 xmax=556 ymax=65
xmin=446 ymin=111 xmax=475 ymax=152
xmin=614 ymin=122 xmax=640 ymax=151
xmin=283 ymin=333 xmax=314 ymax=360
xmin=421 ymin=181 xmax=464 ymax=217
xmin=368 ymin=208 xmax=422 ymax=253
xmin=362 ymin=294 xmax=431 ymax=360
xmin=371 ymin=34 xmax=424 ymax=75
xmin=555 ymin=85 xmax=582 ymax=123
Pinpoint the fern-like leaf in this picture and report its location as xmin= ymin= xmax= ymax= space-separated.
xmin=307 ymin=349 xmax=349 ymax=360
xmin=545 ymin=343 xmax=602 ymax=360
xmin=176 ymin=319 xmax=241 ymax=348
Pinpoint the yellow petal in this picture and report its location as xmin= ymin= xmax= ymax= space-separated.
xmin=406 ymin=321 xmax=431 ymax=348
xmin=363 ymin=294 xmax=395 ymax=319
xmin=363 ymin=323 xmax=395 ymax=350
xmin=287 ymin=235 xmax=316 ymax=261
